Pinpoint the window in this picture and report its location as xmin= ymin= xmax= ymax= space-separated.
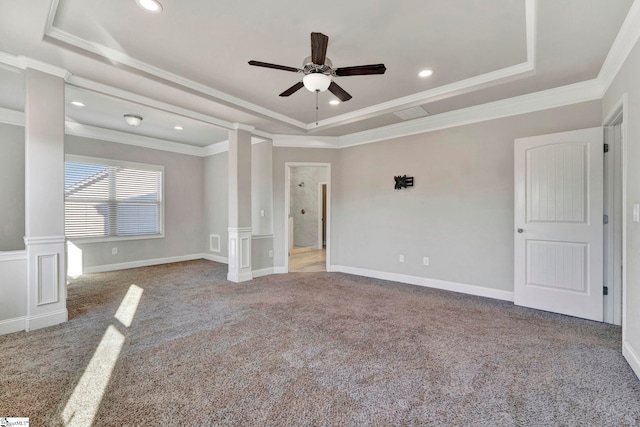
xmin=64 ymin=155 xmax=164 ymax=240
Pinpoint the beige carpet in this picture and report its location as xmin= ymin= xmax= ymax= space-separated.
xmin=1 ymin=260 xmax=639 ymax=426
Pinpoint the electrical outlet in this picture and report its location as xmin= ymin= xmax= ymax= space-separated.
xmin=423 ymin=257 xmax=430 ymax=266
xmin=112 ymin=247 xmax=118 ymax=255
xmin=399 ymin=254 xmax=405 ymax=263
xmin=268 ymin=250 xmax=273 ymax=258
xmin=260 ymin=209 xmax=265 ymax=217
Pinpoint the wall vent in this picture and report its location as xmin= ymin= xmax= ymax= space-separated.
xmin=210 ymin=234 xmax=221 ymax=252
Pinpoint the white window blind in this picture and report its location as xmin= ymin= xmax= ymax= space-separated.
xmin=64 ymin=156 xmax=163 ymax=239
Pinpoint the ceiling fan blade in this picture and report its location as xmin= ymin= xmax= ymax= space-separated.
xmin=311 ymin=32 xmax=329 ymax=65
xmin=328 ymin=81 xmax=352 ymax=102
xmin=248 ymin=60 xmax=300 ymax=73
xmin=334 ymin=64 xmax=387 ymax=76
xmin=279 ymin=81 xmax=305 ymax=97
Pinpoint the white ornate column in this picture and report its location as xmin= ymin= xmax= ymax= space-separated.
xmin=227 ymin=125 xmax=253 ymax=282
xmin=24 ymin=65 xmax=68 ymax=330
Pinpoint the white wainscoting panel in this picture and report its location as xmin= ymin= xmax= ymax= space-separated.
xmin=37 ymin=253 xmax=59 ymax=305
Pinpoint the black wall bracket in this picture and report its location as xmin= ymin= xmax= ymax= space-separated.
xmin=394 ymin=175 xmax=414 ymax=190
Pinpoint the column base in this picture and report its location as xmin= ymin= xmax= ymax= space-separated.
xmin=227 ymin=227 xmax=253 ymax=283
xmin=24 ymin=236 xmax=67 ymax=331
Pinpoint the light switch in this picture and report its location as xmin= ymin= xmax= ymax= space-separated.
xmin=634 ymin=204 xmax=640 ymax=222
xmin=260 ymin=209 xmax=265 ymax=217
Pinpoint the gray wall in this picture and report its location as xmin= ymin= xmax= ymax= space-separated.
xmin=0 ymin=124 xmax=25 ymax=251
xmin=65 ymin=135 xmax=205 ymax=269
xmin=205 ymin=151 xmax=229 ymax=258
xmin=251 ymin=236 xmax=273 ymax=271
xmin=252 ymin=141 xmax=273 ymax=236
xmin=337 ymin=101 xmax=602 ymax=291
xmin=291 ymin=166 xmax=321 ymax=248
xmin=603 ymin=35 xmax=640 ymax=369
xmin=272 ymin=148 xmax=339 ymax=268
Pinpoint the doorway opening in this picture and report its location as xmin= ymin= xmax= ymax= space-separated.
xmin=603 ymin=98 xmax=626 ymax=326
xmin=285 ymin=163 xmax=330 ymax=272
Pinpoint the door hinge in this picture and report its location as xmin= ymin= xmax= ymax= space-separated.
xmin=604 ymin=214 xmax=609 ymax=224
xmin=603 ymin=286 xmax=609 ymax=296
xmin=604 ymin=143 xmax=609 ymax=153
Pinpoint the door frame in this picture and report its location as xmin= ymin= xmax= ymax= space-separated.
xmin=603 ymin=94 xmax=628 ymax=330
xmin=318 ymin=182 xmax=327 ymax=249
xmin=284 ymin=162 xmax=331 ymax=273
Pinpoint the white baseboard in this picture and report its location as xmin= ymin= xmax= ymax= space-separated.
xmin=333 ymin=265 xmax=514 ymax=302
xmin=227 ymin=272 xmax=253 ymax=282
xmin=623 ymin=340 xmax=640 ymax=381
xmin=273 ymin=266 xmax=287 ymax=274
xmin=252 ymin=267 xmax=274 ymax=278
xmin=201 ymin=253 xmax=229 ymax=264
xmin=0 ymin=316 xmax=26 ymax=335
xmin=83 ymin=254 xmax=225 ymax=274
xmin=26 ymin=309 xmax=68 ymax=331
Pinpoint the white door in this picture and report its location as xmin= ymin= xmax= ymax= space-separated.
xmin=514 ymin=127 xmax=603 ymax=321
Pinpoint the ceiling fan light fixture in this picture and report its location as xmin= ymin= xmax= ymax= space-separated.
xmin=124 ymin=114 xmax=143 ymax=126
xmin=303 ymin=73 xmax=331 ymax=92
xmin=135 ymin=0 xmax=163 ymax=13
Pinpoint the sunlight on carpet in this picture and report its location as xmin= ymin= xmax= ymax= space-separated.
xmin=62 ymin=284 xmax=143 ymax=426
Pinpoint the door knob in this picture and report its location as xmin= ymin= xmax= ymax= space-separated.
xmin=517 ymin=228 xmax=524 ymax=233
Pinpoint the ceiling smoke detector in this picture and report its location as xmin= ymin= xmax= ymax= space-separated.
xmin=124 ymin=114 xmax=143 ymax=126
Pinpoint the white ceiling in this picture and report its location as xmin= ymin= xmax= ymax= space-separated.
xmin=0 ymin=0 xmax=635 ymax=148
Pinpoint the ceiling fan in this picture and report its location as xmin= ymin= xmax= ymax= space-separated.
xmin=248 ymin=32 xmax=386 ymax=102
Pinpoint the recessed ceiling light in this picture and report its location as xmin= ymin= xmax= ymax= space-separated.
xmin=329 ymin=100 xmax=340 ymax=106
xmin=70 ymin=101 xmax=85 ymax=107
xmin=174 ymin=125 xmax=183 ymax=131
xmin=135 ymin=0 xmax=163 ymax=13
xmin=419 ymin=69 xmax=434 ymax=78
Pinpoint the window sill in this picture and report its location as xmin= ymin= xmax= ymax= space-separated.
xmin=66 ymin=233 xmax=165 ymax=244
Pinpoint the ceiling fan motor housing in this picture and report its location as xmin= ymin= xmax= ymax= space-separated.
xmin=302 ymin=56 xmax=333 ymax=76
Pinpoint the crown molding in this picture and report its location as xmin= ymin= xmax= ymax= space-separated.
xmin=598 ymin=0 xmax=640 ymax=93
xmin=272 ymin=134 xmax=340 ymax=149
xmin=338 ymin=79 xmax=603 ymax=148
xmin=19 ymin=56 xmax=70 ymax=79
xmin=0 ymin=51 xmax=70 ymax=79
xmin=232 ymin=123 xmax=255 ymax=132
xmin=525 ymin=0 xmax=537 ymax=65
xmin=0 ymin=105 xmax=269 ymax=158
xmin=0 ymin=107 xmax=24 ymax=126
xmin=43 ymin=25 xmax=307 ymax=131
xmin=66 ymin=75 xmax=237 ymax=131
xmin=43 ymin=0 xmax=536 ymax=132
xmin=312 ymin=0 xmax=537 ymax=131
xmin=65 ymin=122 xmax=207 ymax=156
xmin=3 ymin=0 xmax=636 ymax=154
xmin=312 ymin=62 xmax=536 ymax=131
xmin=0 ymin=51 xmax=23 ymax=70
xmin=203 ymin=141 xmax=229 ymax=157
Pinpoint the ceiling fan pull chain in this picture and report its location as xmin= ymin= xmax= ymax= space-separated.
xmin=316 ymin=90 xmax=319 ymax=125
